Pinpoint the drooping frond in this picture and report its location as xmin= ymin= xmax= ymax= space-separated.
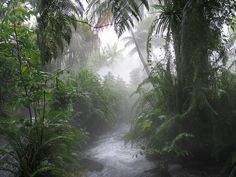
xmin=146 ymin=1 xmax=182 ymax=64
xmin=146 ymin=18 xmax=158 ymax=63
xmin=88 ymin=0 xmax=149 ymax=36
xmin=36 ymin=0 xmax=84 ymax=64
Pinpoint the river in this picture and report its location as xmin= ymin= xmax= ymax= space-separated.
xmin=84 ymin=123 xmax=155 ymax=177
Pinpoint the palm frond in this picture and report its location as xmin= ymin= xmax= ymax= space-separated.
xmin=146 ymin=1 xmax=182 ymax=65
xmin=146 ymin=18 xmax=158 ymax=63
xmin=36 ymin=0 xmax=84 ymax=64
xmin=88 ymin=0 xmax=149 ymax=36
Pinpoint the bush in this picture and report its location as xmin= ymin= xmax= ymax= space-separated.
xmin=68 ymin=70 xmax=118 ymax=136
xmin=0 ymin=112 xmax=85 ymax=177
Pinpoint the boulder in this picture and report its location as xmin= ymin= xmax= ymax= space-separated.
xmin=80 ymin=158 xmax=104 ymax=172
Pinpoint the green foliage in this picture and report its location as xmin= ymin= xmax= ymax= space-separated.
xmin=128 ymin=0 xmax=236 ymax=165
xmin=0 ymin=0 xmax=236 ymax=176
xmin=210 ymin=71 xmax=236 ymax=161
xmin=51 ymin=78 xmax=72 ymax=111
xmin=64 ymin=23 xmax=100 ymax=71
xmin=127 ymin=103 xmax=193 ymax=158
xmin=35 ymin=0 xmax=84 ymax=64
xmin=88 ymin=0 xmax=149 ymax=36
xmin=130 ymin=64 xmax=236 ymax=165
xmin=147 ymin=132 xmax=194 ymax=158
xmin=0 ymin=2 xmax=86 ymax=176
xmin=67 ymin=70 xmax=119 ymax=136
xmin=0 ymin=61 xmax=85 ymax=177
xmin=147 ymin=1 xmax=181 ymax=63
xmin=232 ymin=18 xmax=236 ymax=40
xmin=127 ymin=64 xmax=182 ymax=157
xmin=0 ymin=112 xmax=85 ymax=177
xmin=103 ymin=73 xmax=135 ymax=122
xmin=130 ymin=19 xmax=236 ymax=169
xmin=229 ymin=152 xmax=236 ymax=177
xmin=0 ymin=0 xmax=40 ymax=115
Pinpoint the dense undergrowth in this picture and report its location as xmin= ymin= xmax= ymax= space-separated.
xmin=0 ymin=1 xmax=128 ymax=176
xmin=0 ymin=0 xmax=236 ymax=177
xmin=128 ymin=68 xmax=236 ymax=163
xmin=123 ymin=1 xmax=236 ymax=176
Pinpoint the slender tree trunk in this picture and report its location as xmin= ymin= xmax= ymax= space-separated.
xmin=171 ymin=0 xmax=188 ymax=113
xmin=130 ymin=29 xmax=151 ymax=76
xmin=171 ymin=23 xmax=183 ymax=113
xmin=0 ymin=88 xmax=5 ymax=117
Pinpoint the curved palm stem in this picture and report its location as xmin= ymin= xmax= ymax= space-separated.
xmin=130 ymin=29 xmax=151 ymax=76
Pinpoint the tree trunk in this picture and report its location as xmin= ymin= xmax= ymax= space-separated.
xmin=171 ymin=22 xmax=183 ymax=113
xmin=181 ymin=0 xmax=210 ymax=111
xmin=130 ymin=29 xmax=151 ymax=76
xmin=179 ymin=0 xmax=214 ymax=159
xmin=171 ymin=0 xmax=188 ymax=114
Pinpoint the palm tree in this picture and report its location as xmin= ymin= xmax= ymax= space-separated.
xmin=88 ymin=43 xmax=123 ymax=70
xmin=87 ymin=0 xmax=149 ymax=36
xmin=143 ymin=0 xmax=236 ymax=160
xmin=62 ymin=22 xmax=100 ymax=71
xmin=148 ymin=0 xmax=235 ymax=110
xmin=122 ymin=15 xmax=165 ymax=76
xmin=130 ymin=29 xmax=151 ymax=76
xmin=33 ymin=0 xmax=84 ymax=65
xmin=146 ymin=1 xmax=183 ymax=112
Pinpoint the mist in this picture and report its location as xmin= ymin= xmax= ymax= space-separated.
xmin=1 ymin=1 xmax=236 ymax=177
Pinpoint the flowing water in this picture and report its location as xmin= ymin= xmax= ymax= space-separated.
xmin=84 ymin=123 xmax=155 ymax=177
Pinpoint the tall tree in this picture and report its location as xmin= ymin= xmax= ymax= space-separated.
xmin=123 ymin=15 xmax=165 ymax=76
xmin=126 ymin=0 xmax=236 ymax=164
xmin=34 ymin=0 xmax=84 ymax=64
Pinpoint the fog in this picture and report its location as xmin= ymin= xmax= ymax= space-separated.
xmin=1 ymin=1 xmax=236 ymax=177
xmin=97 ymin=28 xmax=147 ymax=84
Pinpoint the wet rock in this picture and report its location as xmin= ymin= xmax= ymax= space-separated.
xmin=168 ymin=164 xmax=188 ymax=177
xmin=80 ymin=158 xmax=104 ymax=172
xmin=135 ymin=167 xmax=171 ymax=177
xmin=0 ymin=136 xmax=7 ymax=147
xmin=135 ymin=163 xmax=218 ymax=177
xmin=0 ymin=170 xmax=14 ymax=177
xmin=167 ymin=163 xmax=223 ymax=177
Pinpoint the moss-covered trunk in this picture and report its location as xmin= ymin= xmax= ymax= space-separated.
xmin=179 ymin=0 xmax=214 ymax=159
xmin=171 ymin=0 xmax=187 ymax=114
xmin=181 ymin=0 xmax=210 ymax=106
xmin=171 ymin=22 xmax=182 ymax=113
